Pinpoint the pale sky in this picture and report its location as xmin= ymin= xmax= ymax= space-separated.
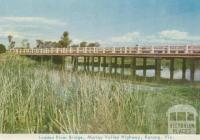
xmin=0 ymin=0 xmax=200 ymax=47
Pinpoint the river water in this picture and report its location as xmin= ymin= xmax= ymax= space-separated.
xmin=67 ymin=61 xmax=200 ymax=82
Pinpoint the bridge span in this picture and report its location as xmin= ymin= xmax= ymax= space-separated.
xmin=9 ymin=45 xmax=200 ymax=82
xmin=9 ymin=45 xmax=200 ymax=58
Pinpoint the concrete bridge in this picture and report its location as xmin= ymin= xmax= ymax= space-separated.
xmin=9 ymin=45 xmax=200 ymax=82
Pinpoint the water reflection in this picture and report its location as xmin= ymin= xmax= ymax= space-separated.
xmin=70 ymin=64 xmax=200 ymax=82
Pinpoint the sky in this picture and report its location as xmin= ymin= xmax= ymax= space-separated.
xmin=0 ymin=0 xmax=200 ymax=47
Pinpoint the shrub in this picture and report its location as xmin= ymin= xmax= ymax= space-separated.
xmin=0 ymin=44 xmax=6 ymax=53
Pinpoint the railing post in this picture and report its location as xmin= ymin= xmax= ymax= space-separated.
xmin=185 ymin=45 xmax=189 ymax=54
xmin=167 ymin=45 xmax=170 ymax=54
xmin=151 ymin=46 xmax=154 ymax=53
xmin=175 ymin=46 xmax=178 ymax=54
xmin=125 ymin=47 xmax=127 ymax=54
xmin=120 ymin=48 xmax=122 ymax=54
xmin=112 ymin=47 xmax=115 ymax=53
xmin=69 ymin=47 xmax=72 ymax=53
xmin=103 ymin=48 xmax=105 ymax=54
xmin=128 ymin=47 xmax=131 ymax=53
xmin=77 ymin=47 xmax=79 ymax=53
xmin=162 ymin=47 xmax=165 ymax=53
xmin=137 ymin=47 xmax=141 ymax=53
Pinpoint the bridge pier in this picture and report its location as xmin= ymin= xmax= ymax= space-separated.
xmin=114 ymin=57 xmax=118 ymax=75
xmin=190 ymin=59 xmax=195 ymax=82
xmin=71 ymin=56 xmax=73 ymax=64
xmin=50 ymin=56 xmax=54 ymax=66
xmin=76 ymin=57 xmax=78 ymax=70
xmin=98 ymin=56 xmax=101 ymax=72
xmin=131 ymin=57 xmax=136 ymax=79
xmin=182 ymin=58 xmax=186 ymax=80
xmin=92 ymin=56 xmax=94 ymax=72
xmin=155 ymin=58 xmax=161 ymax=80
xmin=87 ymin=57 xmax=90 ymax=71
xmin=109 ymin=57 xmax=112 ymax=74
xmin=143 ymin=58 xmax=147 ymax=77
xmin=84 ymin=56 xmax=87 ymax=71
xmin=170 ymin=58 xmax=174 ymax=80
xmin=72 ymin=56 xmax=78 ymax=71
xmin=121 ymin=57 xmax=125 ymax=77
xmin=103 ymin=57 xmax=106 ymax=74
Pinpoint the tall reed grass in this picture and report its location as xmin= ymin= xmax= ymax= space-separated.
xmin=0 ymin=55 xmax=199 ymax=133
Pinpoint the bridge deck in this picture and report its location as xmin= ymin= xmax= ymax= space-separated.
xmin=9 ymin=45 xmax=200 ymax=58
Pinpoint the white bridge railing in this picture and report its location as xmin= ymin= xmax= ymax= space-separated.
xmin=8 ymin=45 xmax=200 ymax=55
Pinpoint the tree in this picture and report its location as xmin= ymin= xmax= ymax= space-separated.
xmin=36 ymin=40 xmax=44 ymax=48
xmin=80 ymin=42 xmax=87 ymax=47
xmin=0 ymin=44 xmax=6 ymax=53
xmin=8 ymin=35 xmax=15 ymax=49
xmin=71 ymin=44 xmax=79 ymax=48
xmin=58 ymin=31 xmax=72 ymax=48
xmin=87 ymin=42 xmax=100 ymax=47
xmin=8 ymin=35 xmax=12 ymax=43
xmin=21 ymin=39 xmax=30 ymax=49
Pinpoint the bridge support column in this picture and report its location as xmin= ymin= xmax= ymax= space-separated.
xmin=98 ymin=56 xmax=101 ymax=72
xmin=92 ymin=57 xmax=95 ymax=72
xmin=72 ymin=56 xmax=75 ymax=71
xmin=87 ymin=57 xmax=90 ymax=71
xmin=71 ymin=56 xmax=74 ymax=64
xmin=114 ymin=57 xmax=118 ymax=75
xmin=131 ymin=57 xmax=136 ymax=79
xmin=83 ymin=56 xmax=86 ymax=71
xmin=182 ymin=58 xmax=186 ymax=80
xmin=103 ymin=57 xmax=106 ymax=74
xmin=190 ymin=59 xmax=195 ymax=82
xmin=76 ymin=57 xmax=78 ymax=70
xmin=170 ymin=58 xmax=174 ymax=80
xmin=121 ymin=57 xmax=125 ymax=76
xmin=73 ymin=56 xmax=78 ymax=71
xmin=155 ymin=58 xmax=161 ymax=80
xmin=143 ymin=58 xmax=147 ymax=77
xmin=109 ymin=57 xmax=112 ymax=74
xmin=51 ymin=56 xmax=53 ymax=65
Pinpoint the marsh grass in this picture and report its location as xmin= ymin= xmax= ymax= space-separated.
xmin=0 ymin=55 xmax=199 ymax=133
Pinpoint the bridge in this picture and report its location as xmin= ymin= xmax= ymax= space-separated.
xmin=8 ymin=45 xmax=200 ymax=58
xmin=9 ymin=45 xmax=200 ymax=82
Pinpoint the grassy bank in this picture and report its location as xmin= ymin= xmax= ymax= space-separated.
xmin=0 ymin=55 xmax=199 ymax=133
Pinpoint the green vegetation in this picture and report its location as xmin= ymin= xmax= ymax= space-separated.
xmin=0 ymin=44 xmax=6 ymax=53
xmin=0 ymin=56 xmax=199 ymax=133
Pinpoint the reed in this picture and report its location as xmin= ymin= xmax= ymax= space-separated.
xmin=0 ymin=55 xmax=199 ymax=133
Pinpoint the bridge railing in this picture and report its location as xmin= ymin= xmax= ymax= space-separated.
xmin=8 ymin=45 xmax=200 ymax=55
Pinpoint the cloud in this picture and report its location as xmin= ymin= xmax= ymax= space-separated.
xmin=159 ymin=30 xmax=188 ymax=40
xmin=0 ymin=29 xmax=24 ymax=38
xmin=159 ymin=30 xmax=200 ymax=41
xmin=111 ymin=30 xmax=200 ymax=45
xmin=111 ymin=32 xmax=140 ymax=42
xmin=0 ymin=16 xmax=67 ymax=46
xmin=0 ymin=16 xmax=67 ymax=26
